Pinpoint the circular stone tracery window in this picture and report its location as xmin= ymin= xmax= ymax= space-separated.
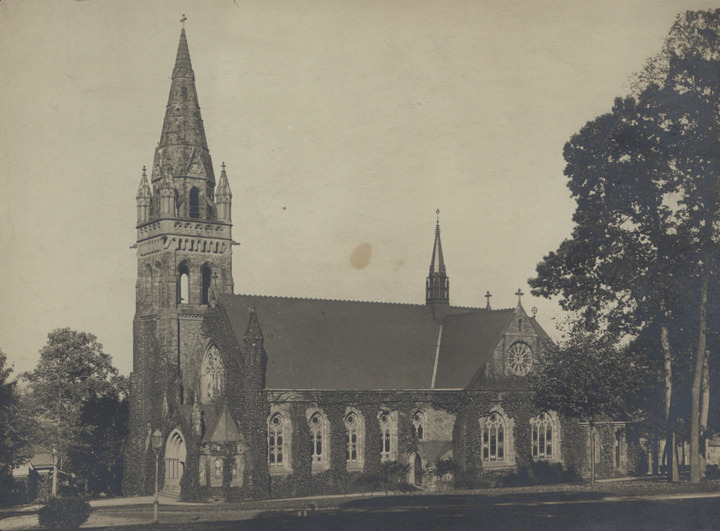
xmin=506 ymin=342 xmax=534 ymax=376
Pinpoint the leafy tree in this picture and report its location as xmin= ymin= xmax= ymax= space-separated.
xmin=23 ymin=329 xmax=127 ymax=494
xmin=0 ymin=348 xmax=33 ymax=503
xmin=66 ymin=389 xmax=128 ymax=496
xmin=530 ymin=326 xmax=655 ymax=482
xmin=531 ymin=9 xmax=720 ymax=483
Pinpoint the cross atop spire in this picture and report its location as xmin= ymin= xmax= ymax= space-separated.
xmin=181 ymin=14 xmax=187 ymax=28
xmin=515 ymin=288 xmax=524 ymax=306
xmin=485 ymin=290 xmax=492 ymax=310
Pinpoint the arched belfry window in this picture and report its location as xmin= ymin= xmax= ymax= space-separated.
xmin=189 ymin=187 xmax=200 ymax=218
xmin=178 ymin=262 xmax=190 ymax=304
xmin=201 ymin=265 xmax=212 ymax=305
xmin=412 ymin=411 xmax=425 ymax=440
xmin=200 ymin=345 xmax=224 ymax=403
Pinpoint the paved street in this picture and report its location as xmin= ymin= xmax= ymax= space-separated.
xmin=3 ymin=489 xmax=720 ymax=530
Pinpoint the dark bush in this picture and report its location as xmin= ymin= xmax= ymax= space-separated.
xmin=38 ymin=495 xmax=91 ymax=530
xmin=706 ymin=464 xmax=720 ymax=479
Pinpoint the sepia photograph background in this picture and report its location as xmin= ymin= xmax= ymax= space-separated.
xmin=1 ymin=0 xmax=716 ymax=376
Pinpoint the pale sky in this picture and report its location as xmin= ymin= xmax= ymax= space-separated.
xmin=1 ymin=0 xmax=717 ymax=376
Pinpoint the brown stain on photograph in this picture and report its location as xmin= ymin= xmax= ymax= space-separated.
xmin=350 ymin=242 xmax=372 ymax=269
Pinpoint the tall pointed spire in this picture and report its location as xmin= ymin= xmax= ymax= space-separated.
xmin=426 ymin=210 xmax=450 ymax=320
xmin=151 ymin=26 xmax=214 ymax=185
xmin=429 ymin=209 xmax=446 ymax=276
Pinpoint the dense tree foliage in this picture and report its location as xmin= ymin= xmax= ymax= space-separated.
xmin=0 ymin=348 xmax=33 ymax=503
xmin=530 ymin=9 xmax=720 ymax=482
xmin=530 ymin=328 xmax=654 ymax=423
xmin=23 ymin=328 xmax=128 ymax=495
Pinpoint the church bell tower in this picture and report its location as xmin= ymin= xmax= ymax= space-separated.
xmin=125 ymin=25 xmax=234 ymax=494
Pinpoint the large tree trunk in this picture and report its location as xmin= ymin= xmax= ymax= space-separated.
xmin=660 ymin=319 xmax=679 ymax=482
xmin=690 ymin=268 xmax=709 ymax=483
xmin=701 ymin=349 xmax=710 ymax=433
xmin=700 ymin=349 xmax=710 ymax=476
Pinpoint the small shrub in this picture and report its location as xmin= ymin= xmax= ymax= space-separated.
xmin=38 ymin=495 xmax=91 ymax=531
xmin=706 ymin=464 xmax=720 ymax=479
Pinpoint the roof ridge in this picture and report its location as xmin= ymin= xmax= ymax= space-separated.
xmin=225 ymin=293 xmax=427 ymax=307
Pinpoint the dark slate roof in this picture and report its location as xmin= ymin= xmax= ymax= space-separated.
xmin=432 ymin=309 xmax=515 ymax=389
xmin=217 ymin=294 xmax=541 ymax=391
xmin=220 ymin=294 xmax=441 ymax=390
xmin=529 ymin=316 xmax=553 ymax=344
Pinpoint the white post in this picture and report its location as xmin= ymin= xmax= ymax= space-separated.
xmin=153 ymin=455 xmax=159 ymax=523
xmin=51 ymin=449 xmax=58 ymax=496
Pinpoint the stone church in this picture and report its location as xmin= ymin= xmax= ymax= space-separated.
xmin=123 ymin=28 xmax=631 ymax=499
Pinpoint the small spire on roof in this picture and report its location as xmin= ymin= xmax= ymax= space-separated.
xmin=429 ymin=209 xmax=446 ymax=275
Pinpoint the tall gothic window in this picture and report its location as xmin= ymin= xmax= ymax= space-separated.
xmin=531 ymin=412 xmax=554 ymax=460
xmin=482 ymin=412 xmax=505 ymax=462
xmin=144 ymin=264 xmax=152 ymax=303
xmin=200 ymin=345 xmax=224 ymax=403
xmin=201 ymin=265 xmax=212 ymax=305
xmin=309 ymin=413 xmax=324 ymax=466
xmin=379 ymin=411 xmax=395 ymax=461
xmin=346 ymin=412 xmax=359 ymax=463
xmin=412 ymin=411 xmax=425 ymax=440
xmin=344 ymin=409 xmax=364 ymax=468
xmin=178 ymin=262 xmax=190 ymax=304
xmin=189 ymin=187 xmax=200 ymax=218
xmin=268 ymin=414 xmax=285 ymax=467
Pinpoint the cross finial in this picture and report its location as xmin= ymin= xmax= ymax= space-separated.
xmin=221 ymin=161 xmax=226 ymax=171
xmin=436 ymin=208 xmax=440 ymax=223
xmin=532 ymin=306 xmax=538 ymax=318
xmin=485 ymin=290 xmax=492 ymax=310
xmin=515 ymin=288 xmax=524 ymax=305
xmin=181 ymin=14 xmax=187 ymax=27
xmin=142 ymin=165 xmax=146 ymax=177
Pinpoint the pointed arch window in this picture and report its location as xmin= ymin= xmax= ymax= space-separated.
xmin=482 ymin=412 xmax=505 ymax=462
xmin=178 ymin=262 xmax=190 ymax=304
xmin=378 ymin=410 xmax=397 ymax=461
xmin=144 ymin=264 xmax=153 ymax=304
xmin=201 ymin=265 xmax=212 ymax=305
xmin=308 ymin=412 xmax=328 ymax=469
xmin=268 ymin=414 xmax=285 ymax=467
xmin=345 ymin=409 xmax=365 ymax=469
xmin=412 ymin=411 xmax=425 ymax=440
xmin=189 ymin=187 xmax=200 ymax=218
xmin=200 ymin=345 xmax=224 ymax=403
xmin=531 ymin=412 xmax=560 ymax=461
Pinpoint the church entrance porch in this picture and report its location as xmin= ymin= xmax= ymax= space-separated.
xmin=164 ymin=429 xmax=186 ymax=492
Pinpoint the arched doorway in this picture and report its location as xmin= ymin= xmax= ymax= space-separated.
xmin=413 ymin=454 xmax=423 ymax=486
xmin=165 ymin=430 xmax=186 ymax=489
